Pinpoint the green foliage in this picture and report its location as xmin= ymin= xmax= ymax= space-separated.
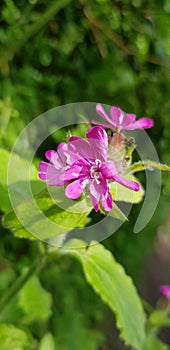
xmin=110 ymin=175 xmax=144 ymax=204
xmin=38 ymin=333 xmax=55 ymax=350
xmin=54 ymin=310 xmax=104 ymax=350
xmin=40 ymin=255 xmax=106 ymax=350
xmin=149 ymin=310 xmax=170 ymax=328
xmin=104 ymin=202 xmax=128 ymax=221
xmin=64 ymin=240 xmax=146 ymax=349
xmin=142 ymin=332 xmax=169 ymax=350
xmin=18 ymin=274 xmax=52 ymax=323
xmin=0 ymin=324 xmax=34 ymax=350
xmin=1 ymin=0 xmax=170 ymax=348
xmin=3 ymin=188 xmax=92 ymax=240
xmin=0 ymin=148 xmax=44 ymax=213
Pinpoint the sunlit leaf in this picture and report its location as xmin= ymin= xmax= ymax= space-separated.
xmin=149 ymin=310 xmax=170 ymax=328
xmin=109 ymin=175 xmax=144 ymax=204
xmin=3 ymin=188 xmax=92 ymax=240
xmin=38 ymin=333 xmax=56 ymax=350
xmin=100 ymin=202 xmax=128 ymax=221
xmin=64 ymin=240 xmax=146 ymax=349
xmin=0 ymin=324 xmax=33 ymax=350
xmin=0 ymin=148 xmax=44 ymax=213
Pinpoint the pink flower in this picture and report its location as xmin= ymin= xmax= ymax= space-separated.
xmin=92 ymin=103 xmax=154 ymax=132
xmin=160 ymin=285 xmax=170 ymax=299
xmin=63 ymin=126 xmax=140 ymax=212
xmin=38 ymin=142 xmax=70 ymax=186
xmin=38 ymin=126 xmax=140 ymax=212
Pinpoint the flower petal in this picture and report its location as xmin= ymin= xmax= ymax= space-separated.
xmin=38 ymin=172 xmax=48 ymax=180
xmin=68 ymin=138 xmax=92 ymax=160
xmin=160 ymin=285 xmax=170 ymax=299
xmin=57 ymin=142 xmax=68 ymax=162
xmin=96 ymin=103 xmax=114 ymax=125
xmin=110 ymin=108 xmax=136 ymax=129
xmin=65 ymin=177 xmax=88 ymax=199
xmin=100 ymin=161 xmax=117 ymax=178
xmin=46 ymin=178 xmax=65 ymax=186
xmin=110 ymin=106 xmax=124 ymax=127
xmin=86 ymin=126 xmax=108 ymax=161
xmin=90 ymin=181 xmax=100 ymax=212
xmin=38 ymin=161 xmax=66 ymax=185
xmin=94 ymin=103 xmax=153 ymax=132
xmin=63 ymin=164 xmax=85 ymax=181
xmin=120 ymin=113 xmax=136 ymax=128
xmin=91 ymin=120 xmax=114 ymax=129
xmin=38 ymin=162 xmax=59 ymax=181
xmin=86 ymin=126 xmax=108 ymax=143
xmin=38 ymin=161 xmax=49 ymax=173
xmin=124 ymin=113 xmax=136 ymax=123
xmin=45 ymin=150 xmax=61 ymax=167
xmin=69 ymin=136 xmax=81 ymax=142
xmin=125 ymin=118 xmax=154 ymax=130
xmin=113 ymin=175 xmax=140 ymax=191
xmin=100 ymin=179 xmax=113 ymax=211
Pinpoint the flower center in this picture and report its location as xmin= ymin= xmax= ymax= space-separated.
xmin=90 ymin=159 xmax=102 ymax=184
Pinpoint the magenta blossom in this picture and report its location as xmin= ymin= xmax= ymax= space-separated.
xmin=38 ymin=126 xmax=140 ymax=212
xmin=38 ymin=142 xmax=70 ymax=186
xmin=63 ymin=126 xmax=140 ymax=212
xmin=92 ymin=103 xmax=154 ymax=132
xmin=160 ymin=285 xmax=170 ymax=299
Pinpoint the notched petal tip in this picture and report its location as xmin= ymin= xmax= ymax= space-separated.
xmin=38 ymin=172 xmax=47 ymax=180
xmin=110 ymin=106 xmax=122 ymax=118
xmin=45 ymin=150 xmax=56 ymax=162
xmin=138 ymin=118 xmax=154 ymax=129
xmin=38 ymin=161 xmax=48 ymax=171
xmin=128 ymin=117 xmax=154 ymax=130
xmin=146 ymin=118 xmax=154 ymax=128
xmin=86 ymin=125 xmax=108 ymax=142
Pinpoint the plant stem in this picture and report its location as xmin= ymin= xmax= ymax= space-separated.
xmin=0 ymin=255 xmax=46 ymax=313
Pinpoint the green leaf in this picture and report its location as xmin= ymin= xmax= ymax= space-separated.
xmin=0 ymin=324 xmax=33 ymax=350
xmin=0 ymin=148 xmax=44 ymax=213
xmin=65 ymin=240 xmax=146 ymax=350
xmin=109 ymin=175 xmax=144 ymax=204
xmin=130 ymin=160 xmax=170 ymax=173
xmin=100 ymin=202 xmax=128 ymax=221
xmin=2 ymin=211 xmax=36 ymax=240
xmin=38 ymin=333 xmax=56 ymax=350
xmin=54 ymin=305 xmax=104 ymax=350
xmin=19 ymin=274 xmax=52 ymax=323
xmin=142 ymin=331 xmax=169 ymax=350
xmin=149 ymin=310 xmax=170 ymax=328
xmin=3 ymin=187 xmax=92 ymax=240
xmin=0 ymin=184 xmax=12 ymax=213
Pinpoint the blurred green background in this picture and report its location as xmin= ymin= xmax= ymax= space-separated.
xmin=0 ymin=0 xmax=170 ymax=349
